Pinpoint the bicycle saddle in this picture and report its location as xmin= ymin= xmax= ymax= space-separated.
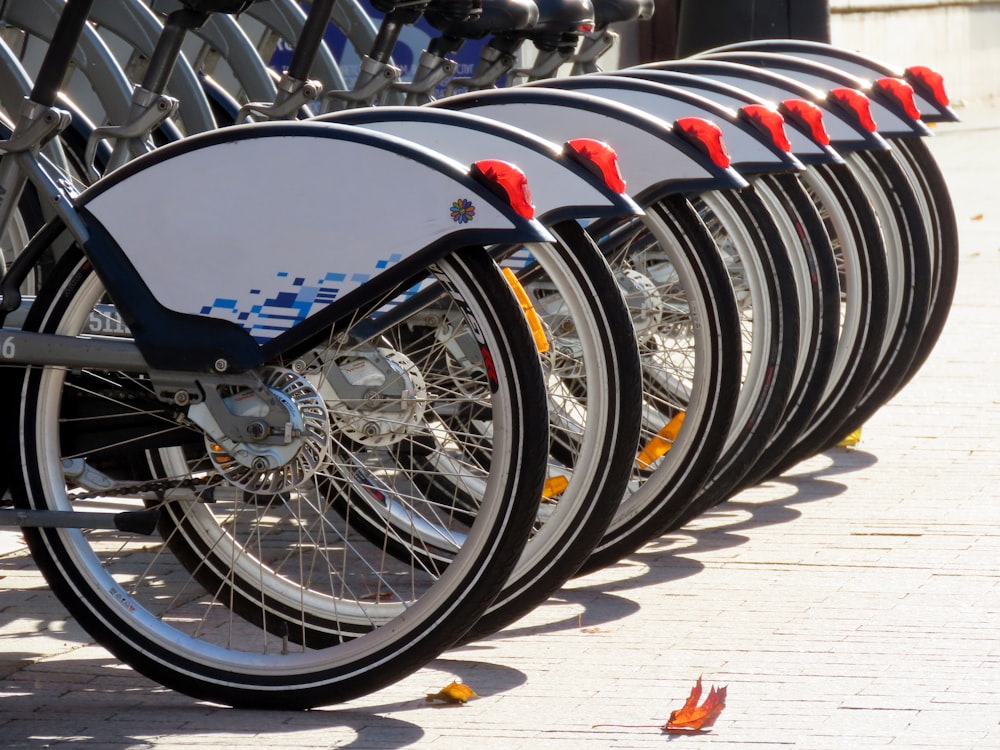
xmin=425 ymin=0 xmax=539 ymax=38
xmin=591 ymin=0 xmax=653 ymax=28
xmin=523 ymin=0 xmax=595 ymax=51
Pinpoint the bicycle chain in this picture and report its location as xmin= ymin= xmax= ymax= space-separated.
xmin=71 ymin=477 xmax=212 ymax=501
xmin=66 ymin=387 xmax=212 ymax=500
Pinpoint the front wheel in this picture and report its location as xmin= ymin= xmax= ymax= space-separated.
xmin=12 ymin=241 xmax=548 ymax=709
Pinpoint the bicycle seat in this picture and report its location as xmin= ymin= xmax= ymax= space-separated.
xmin=426 ymin=0 xmax=540 ymax=38
xmin=591 ymin=0 xmax=653 ymax=27
xmin=523 ymin=0 xmax=595 ymax=51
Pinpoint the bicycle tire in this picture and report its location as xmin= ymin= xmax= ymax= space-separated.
xmin=821 ymin=148 xmax=933 ymax=439
xmin=458 ymin=222 xmax=643 ymax=641
xmin=745 ymin=172 xmax=840 ymax=457
xmin=882 ymin=136 xmax=959 ymax=395
xmin=683 ymin=185 xmax=800 ymax=502
xmin=762 ymin=161 xmax=891 ymax=475
xmin=309 ymin=222 xmax=645 ymax=642
xmin=12 ymin=238 xmax=548 ymax=709
xmin=578 ymin=193 xmax=743 ymax=574
xmin=23 ymin=23 xmax=647 ymax=646
xmin=674 ymin=171 xmax=840 ymax=520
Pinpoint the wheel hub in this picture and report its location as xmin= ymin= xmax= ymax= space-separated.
xmin=321 ymin=348 xmax=427 ymax=448
xmin=205 ymin=368 xmax=331 ymax=494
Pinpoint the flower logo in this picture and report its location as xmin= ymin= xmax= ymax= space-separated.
xmin=450 ymin=198 xmax=476 ymax=224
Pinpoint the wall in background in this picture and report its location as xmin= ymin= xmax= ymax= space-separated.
xmin=615 ymin=0 xmax=999 ymax=102
xmin=830 ymin=1 xmax=1000 ymax=101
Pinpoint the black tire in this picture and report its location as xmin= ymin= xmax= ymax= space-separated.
xmin=12 ymin=241 xmax=548 ymax=709
xmin=732 ymin=171 xmax=840 ymax=489
xmin=462 ymin=222 xmax=643 ymax=640
xmin=884 ymin=136 xmax=959 ymax=394
xmin=313 ymin=223 xmax=645 ymax=642
xmin=763 ymin=161 xmax=890 ymax=474
xmin=820 ymin=148 xmax=933 ymax=441
xmin=674 ymin=184 xmax=801 ymax=515
xmin=578 ymin=194 xmax=743 ymax=573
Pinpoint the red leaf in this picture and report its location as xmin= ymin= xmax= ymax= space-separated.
xmin=662 ymin=677 xmax=727 ymax=731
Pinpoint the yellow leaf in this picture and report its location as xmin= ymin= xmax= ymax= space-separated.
xmin=971 ymin=213 xmax=984 ymax=221
xmin=426 ymin=681 xmax=478 ymax=704
xmin=837 ymin=427 xmax=862 ymax=447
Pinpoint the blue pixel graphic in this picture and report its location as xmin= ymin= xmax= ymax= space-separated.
xmin=198 ymin=256 xmax=402 ymax=342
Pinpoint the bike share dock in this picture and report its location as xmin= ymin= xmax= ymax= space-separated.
xmin=1 ymin=100 xmax=998 ymax=750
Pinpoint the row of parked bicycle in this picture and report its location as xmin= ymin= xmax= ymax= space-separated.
xmin=0 ymin=0 xmax=956 ymax=710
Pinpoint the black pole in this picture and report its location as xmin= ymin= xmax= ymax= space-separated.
xmin=30 ymin=0 xmax=97 ymax=107
xmin=675 ymin=0 xmax=830 ymax=58
xmin=140 ymin=9 xmax=211 ymax=96
xmin=287 ymin=0 xmax=339 ymax=81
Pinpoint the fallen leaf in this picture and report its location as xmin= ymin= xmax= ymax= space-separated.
xmin=580 ymin=626 xmax=611 ymax=634
xmin=662 ymin=676 xmax=727 ymax=731
xmin=426 ymin=680 xmax=478 ymax=704
xmin=837 ymin=427 xmax=862 ymax=447
xmin=971 ymin=213 xmax=984 ymax=221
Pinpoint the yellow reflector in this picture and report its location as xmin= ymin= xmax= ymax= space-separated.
xmin=637 ymin=412 xmax=686 ymax=469
xmin=543 ymin=475 xmax=569 ymax=500
xmin=838 ymin=427 xmax=862 ymax=447
xmin=502 ymin=267 xmax=549 ymax=353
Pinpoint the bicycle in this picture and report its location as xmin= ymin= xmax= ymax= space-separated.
xmin=662 ymin=55 xmax=939 ymax=472
xmin=213 ymin=0 xmax=824 ymax=574
xmin=0 ymin=0 xmax=658 ymax=649
xmin=0 ymin=0 xmax=560 ymax=710
xmin=699 ymin=48 xmax=955 ymax=438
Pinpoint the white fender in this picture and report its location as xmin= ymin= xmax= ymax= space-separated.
xmin=317 ymin=106 xmax=640 ymax=220
xmin=696 ymin=51 xmax=930 ymax=138
xmin=531 ymin=76 xmax=803 ymax=174
xmin=608 ymin=68 xmax=842 ymax=164
xmin=701 ymin=39 xmax=958 ymax=123
xmin=434 ymin=88 xmax=747 ymax=201
xmin=611 ymin=68 xmax=840 ymax=165
xmin=646 ymin=60 xmax=890 ymax=152
xmin=82 ymin=120 xmax=551 ymax=343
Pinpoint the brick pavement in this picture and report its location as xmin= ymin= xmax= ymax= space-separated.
xmin=1 ymin=101 xmax=998 ymax=749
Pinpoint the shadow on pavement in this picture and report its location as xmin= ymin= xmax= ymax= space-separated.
xmin=0 ymin=443 xmax=882 ymax=744
xmin=484 ymin=445 xmax=881 ymax=638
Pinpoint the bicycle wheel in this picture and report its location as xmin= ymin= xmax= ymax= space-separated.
xmin=12 ymin=237 xmax=548 ymax=709
xmin=671 ymin=171 xmax=840 ymax=522
xmin=817 ymin=148 xmax=932 ymax=441
xmin=681 ymin=186 xmax=800 ymax=502
xmin=315 ymin=222 xmax=644 ymax=642
xmin=578 ymin=193 xmax=743 ymax=574
xmin=761 ymin=160 xmax=891 ymax=475
xmin=461 ymin=222 xmax=643 ymax=640
xmin=743 ymin=172 xmax=840 ymax=462
xmin=882 ymin=136 xmax=959 ymax=394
